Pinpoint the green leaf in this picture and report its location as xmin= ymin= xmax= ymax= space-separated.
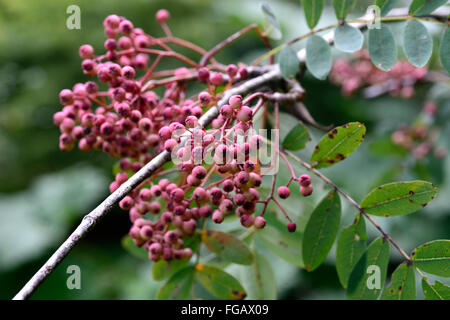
xmin=196 ymin=264 xmax=247 ymax=300
xmin=360 ymin=181 xmax=437 ymax=217
xmin=201 ymin=230 xmax=253 ymax=265
xmin=303 ymin=191 xmax=341 ymax=272
xmin=255 ymin=213 xmax=304 ymax=267
xmin=410 ymin=0 xmax=448 ymax=16
xmin=368 ymin=23 xmax=398 ymax=71
xmin=376 ymin=0 xmax=400 ymax=16
xmin=306 ymin=35 xmax=332 ymax=80
xmin=347 ymin=238 xmax=390 ymax=300
xmin=261 ymin=2 xmax=282 ymax=40
xmin=282 ymin=122 xmax=310 ymax=150
xmin=403 ymin=19 xmax=433 ymax=67
xmin=241 ymin=249 xmax=277 ymax=299
xmin=302 ymin=0 xmax=325 ymax=29
xmin=334 ymin=24 xmax=364 ymax=53
xmin=440 ymin=27 xmax=450 ymax=73
xmin=153 ymin=259 xmax=189 ymax=281
xmin=279 ymin=45 xmax=300 ymax=79
xmin=412 ymin=240 xmax=450 ymax=277
xmin=332 ymin=0 xmax=356 ymax=19
xmin=422 ymin=279 xmax=450 ymax=300
xmin=336 ymin=215 xmax=367 ymax=288
xmin=381 ymin=263 xmax=416 ymax=300
xmin=121 ymin=235 xmax=148 ymax=260
xmin=310 ymin=122 xmax=366 ymax=169
xmin=156 ymin=267 xmax=195 ymax=300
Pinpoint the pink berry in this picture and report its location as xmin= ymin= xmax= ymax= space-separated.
xmin=287 ymin=222 xmax=297 ymax=233
xmin=212 ymin=210 xmax=225 ymax=224
xmin=254 ymin=216 xmax=266 ymax=229
xmin=237 ymin=106 xmax=253 ymax=122
xmin=156 ymin=9 xmax=170 ymax=24
xmin=197 ymin=67 xmax=210 ymax=82
xmin=209 ymin=72 xmax=224 ymax=86
xmin=229 ymin=95 xmax=242 ymax=109
xmin=299 ymin=174 xmax=311 ymax=187
xmin=300 ymin=184 xmax=313 ymax=197
xmin=226 ymin=64 xmax=238 ymax=77
xmin=198 ymin=91 xmax=211 ymax=106
xmin=277 ymin=186 xmax=291 ymax=199
xmin=79 ymin=45 xmax=94 ymax=59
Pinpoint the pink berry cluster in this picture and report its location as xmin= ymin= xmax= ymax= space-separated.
xmin=53 ymin=11 xmax=305 ymax=263
xmin=330 ymin=50 xmax=427 ymax=97
xmin=390 ymin=101 xmax=446 ymax=160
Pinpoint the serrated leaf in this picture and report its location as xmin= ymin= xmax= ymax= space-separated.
xmin=368 ymin=23 xmax=398 ymax=71
xmin=347 ymin=238 xmax=390 ymax=300
xmin=261 ymin=2 xmax=282 ymax=40
xmin=336 ymin=214 xmax=367 ymax=288
xmin=310 ymin=122 xmax=366 ymax=168
xmin=412 ymin=240 xmax=450 ymax=277
xmin=335 ymin=24 xmax=364 ymax=53
xmin=306 ymin=35 xmax=332 ymax=80
xmin=381 ymin=263 xmax=416 ymax=300
xmin=332 ymin=0 xmax=356 ymax=19
xmin=422 ymin=279 xmax=450 ymax=300
xmin=241 ymin=249 xmax=277 ymax=299
xmin=201 ymin=230 xmax=253 ymax=265
xmin=282 ymin=122 xmax=310 ymax=150
xmin=403 ymin=19 xmax=433 ymax=67
xmin=121 ymin=235 xmax=148 ymax=260
xmin=279 ymin=45 xmax=300 ymax=79
xmin=376 ymin=0 xmax=400 ymax=16
xmin=361 ymin=181 xmax=437 ymax=217
xmin=410 ymin=0 xmax=448 ymax=16
xmin=302 ymin=0 xmax=325 ymax=29
xmin=156 ymin=267 xmax=195 ymax=300
xmin=255 ymin=213 xmax=304 ymax=267
xmin=440 ymin=27 xmax=450 ymax=73
xmin=196 ymin=264 xmax=247 ymax=300
xmin=303 ymin=191 xmax=341 ymax=272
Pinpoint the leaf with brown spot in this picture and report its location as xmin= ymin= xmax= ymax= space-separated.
xmin=412 ymin=240 xmax=450 ymax=277
xmin=381 ymin=263 xmax=416 ymax=300
xmin=196 ymin=265 xmax=247 ymax=300
xmin=201 ymin=230 xmax=253 ymax=265
xmin=310 ymin=122 xmax=366 ymax=168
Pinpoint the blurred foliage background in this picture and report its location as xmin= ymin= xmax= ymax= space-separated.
xmin=0 ymin=0 xmax=449 ymax=299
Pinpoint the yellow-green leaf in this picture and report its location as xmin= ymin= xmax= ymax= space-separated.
xmin=302 ymin=0 xmax=325 ymax=29
xmin=282 ymin=122 xmax=310 ymax=151
xmin=196 ymin=264 xmax=247 ymax=300
xmin=201 ymin=230 xmax=253 ymax=265
xmin=310 ymin=122 xmax=366 ymax=168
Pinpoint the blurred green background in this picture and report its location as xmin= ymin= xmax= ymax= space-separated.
xmin=0 ymin=0 xmax=449 ymax=299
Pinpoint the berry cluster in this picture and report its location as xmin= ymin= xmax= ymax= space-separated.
xmin=53 ymin=11 xmax=310 ymax=263
xmin=390 ymin=101 xmax=446 ymax=160
xmin=330 ymin=50 xmax=427 ymax=97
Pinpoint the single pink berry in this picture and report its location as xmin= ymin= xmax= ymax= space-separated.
xmin=209 ymin=72 xmax=224 ymax=86
xmin=226 ymin=64 xmax=238 ymax=77
xmin=156 ymin=9 xmax=170 ymax=24
xmin=277 ymin=186 xmax=291 ymax=199
xmin=197 ymin=67 xmax=210 ymax=82
xmin=79 ymin=45 xmax=94 ymax=59
xmin=254 ymin=216 xmax=266 ymax=229
xmin=300 ymin=184 xmax=313 ymax=197
xmin=299 ymin=174 xmax=312 ymax=187
xmin=229 ymin=95 xmax=242 ymax=109
xmin=212 ymin=210 xmax=225 ymax=224
xmin=237 ymin=106 xmax=253 ymax=122
xmin=287 ymin=222 xmax=297 ymax=233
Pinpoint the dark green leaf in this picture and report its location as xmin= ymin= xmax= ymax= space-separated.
xmin=440 ymin=27 xmax=450 ymax=73
xmin=332 ymin=0 xmax=356 ymax=19
xmin=282 ymin=122 xmax=310 ymax=150
xmin=361 ymin=181 xmax=437 ymax=217
xmin=302 ymin=0 xmax=325 ymax=29
xmin=310 ymin=122 xmax=366 ymax=168
xmin=306 ymin=35 xmax=332 ymax=80
xmin=261 ymin=2 xmax=282 ymax=40
xmin=376 ymin=0 xmax=400 ymax=16
xmin=368 ymin=23 xmax=398 ymax=71
xmin=201 ymin=230 xmax=253 ymax=265
xmin=422 ymin=279 xmax=450 ymax=300
xmin=121 ymin=235 xmax=148 ymax=260
xmin=279 ymin=45 xmax=300 ymax=79
xmin=157 ymin=267 xmax=195 ymax=300
xmin=410 ymin=0 xmax=448 ymax=16
xmin=347 ymin=238 xmax=390 ymax=300
xmin=196 ymin=264 xmax=247 ymax=300
xmin=334 ymin=24 xmax=364 ymax=53
xmin=412 ymin=240 xmax=450 ymax=277
xmin=336 ymin=215 xmax=367 ymax=288
xmin=381 ymin=263 xmax=416 ymax=300
xmin=255 ymin=213 xmax=304 ymax=267
xmin=241 ymin=249 xmax=277 ymax=299
xmin=303 ymin=191 xmax=341 ymax=271
xmin=403 ymin=19 xmax=433 ymax=67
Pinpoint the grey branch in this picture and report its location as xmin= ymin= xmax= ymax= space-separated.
xmin=13 ymin=6 xmax=449 ymax=300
